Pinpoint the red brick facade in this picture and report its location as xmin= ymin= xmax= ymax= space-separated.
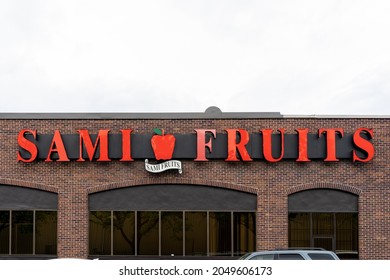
xmin=0 ymin=114 xmax=389 ymax=259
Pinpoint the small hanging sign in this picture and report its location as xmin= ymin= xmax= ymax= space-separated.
xmin=145 ymin=159 xmax=183 ymax=174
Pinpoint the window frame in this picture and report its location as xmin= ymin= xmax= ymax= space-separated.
xmin=0 ymin=209 xmax=57 ymax=256
xmin=88 ymin=210 xmax=256 ymax=258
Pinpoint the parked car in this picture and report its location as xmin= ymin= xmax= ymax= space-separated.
xmin=239 ymin=248 xmax=340 ymax=260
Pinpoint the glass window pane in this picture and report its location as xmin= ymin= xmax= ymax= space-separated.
xmin=185 ymin=212 xmax=207 ymax=256
xmin=137 ymin=211 xmax=159 ymax=255
xmin=11 ymin=211 xmax=33 ymax=254
xmin=113 ymin=211 xmax=135 ymax=255
xmin=35 ymin=211 xmax=57 ymax=255
xmin=288 ymin=213 xmax=310 ymax=247
xmin=336 ymin=213 xmax=358 ymax=252
xmin=314 ymin=237 xmax=333 ymax=251
xmin=89 ymin=211 xmax=111 ymax=255
xmin=233 ymin=212 xmax=256 ymax=256
xmin=161 ymin=212 xmax=183 ymax=256
xmin=289 ymin=211 xmax=359 ymax=259
xmin=312 ymin=213 xmax=334 ymax=236
xmin=0 ymin=211 xmax=10 ymax=254
xmin=209 ymin=212 xmax=231 ymax=256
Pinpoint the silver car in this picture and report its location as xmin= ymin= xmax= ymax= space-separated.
xmin=239 ymin=249 xmax=340 ymax=260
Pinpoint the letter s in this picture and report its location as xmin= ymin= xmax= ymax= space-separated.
xmin=17 ymin=129 xmax=38 ymax=162
xmin=353 ymin=128 xmax=374 ymax=162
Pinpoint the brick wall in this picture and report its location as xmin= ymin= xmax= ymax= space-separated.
xmin=0 ymin=117 xmax=388 ymax=259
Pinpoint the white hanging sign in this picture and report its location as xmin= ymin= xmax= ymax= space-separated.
xmin=145 ymin=159 xmax=183 ymax=174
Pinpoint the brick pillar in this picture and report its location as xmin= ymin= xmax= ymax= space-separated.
xmin=256 ymin=180 xmax=289 ymax=251
xmin=57 ymin=185 xmax=89 ymax=258
xmin=256 ymin=183 xmax=269 ymax=251
xmin=268 ymin=180 xmax=289 ymax=250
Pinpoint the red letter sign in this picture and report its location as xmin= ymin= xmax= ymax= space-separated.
xmin=225 ymin=129 xmax=252 ymax=161
xmin=120 ymin=129 xmax=134 ymax=162
xmin=17 ymin=129 xmax=38 ymax=163
xmin=77 ymin=129 xmax=110 ymax=162
xmin=261 ymin=129 xmax=285 ymax=162
xmin=45 ymin=130 xmax=70 ymax=162
xmin=194 ymin=129 xmax=216 ymax=161
xmin=319 ymin=128 xmax=344 ymax=162
xmin=296 ymin=128 xmax=310 ymax=162
xmin=353 ymin=128 xmax=374 ymax=162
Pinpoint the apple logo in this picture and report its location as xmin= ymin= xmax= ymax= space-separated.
xmin=151 ymin=128 xmax=176 ymax=160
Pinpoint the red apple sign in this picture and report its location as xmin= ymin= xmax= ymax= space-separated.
xmin=151 ymin=128 xmax=176 ymax=160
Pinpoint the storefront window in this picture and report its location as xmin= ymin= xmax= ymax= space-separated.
xmin=336 ymin=213 xmax=358 ymax=252
xmin=161 ymin=212 xmax=183 ymax=256
xmin=0 ymin=210 xmax=57 ymax=256
xmin=89 ymin=210 xmax=255 ymax=257
xmin=0 ymin=211 xmax=10 ymax=254
xmin=137 ymin=211 xmax=159 ymax=255
xmin=89 ymin=211 xmax=111 ymax=255
xmin=233 ymin=212 xmax=256 ymax=256
xmin=113 ymin=211 xmax=135 ymax=255
xmin=288 ymin=189 xmax=359 ymax=259
xmin=11 ymin=211 xmax=33 ymax=254
xmin=209 ymin=212 xmax=231 ymax=256
xmin=185 ymin=212 xmax=207 ymax=256
xmin=289 ymin=212 xmax=358 ymax=257
xmin=35 ymin=211 xmax=57 ymax=255
xmin=288 ymin=213 xmax=310 ymax=248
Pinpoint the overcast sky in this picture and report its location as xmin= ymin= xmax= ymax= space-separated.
xmin=0 ymin=0 xmax=389 ymax=115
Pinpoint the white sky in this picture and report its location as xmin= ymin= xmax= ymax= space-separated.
xmin=0 ymin=0 xmax=389 ymax=115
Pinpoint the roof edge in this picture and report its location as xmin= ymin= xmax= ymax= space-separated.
xmin=0 ymin=112 xmax=285 ymax=120
xmin=0 ymin=106 xmax=283 ymax=119
xmin=283 ymin=114 xmax=390 ymax=119
xmin=0 ymin=113 xmax=388 ymax=120
xmin=0 ymin=106 xmax=388 ymax=120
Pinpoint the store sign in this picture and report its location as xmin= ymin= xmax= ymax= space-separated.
xmin=144 ymin=128 xmax=182 ymax=173
xmin=17 ymin=127 xmax=375 ymax=167
xmin=145 ymin=159 xmax=183 ymax=174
